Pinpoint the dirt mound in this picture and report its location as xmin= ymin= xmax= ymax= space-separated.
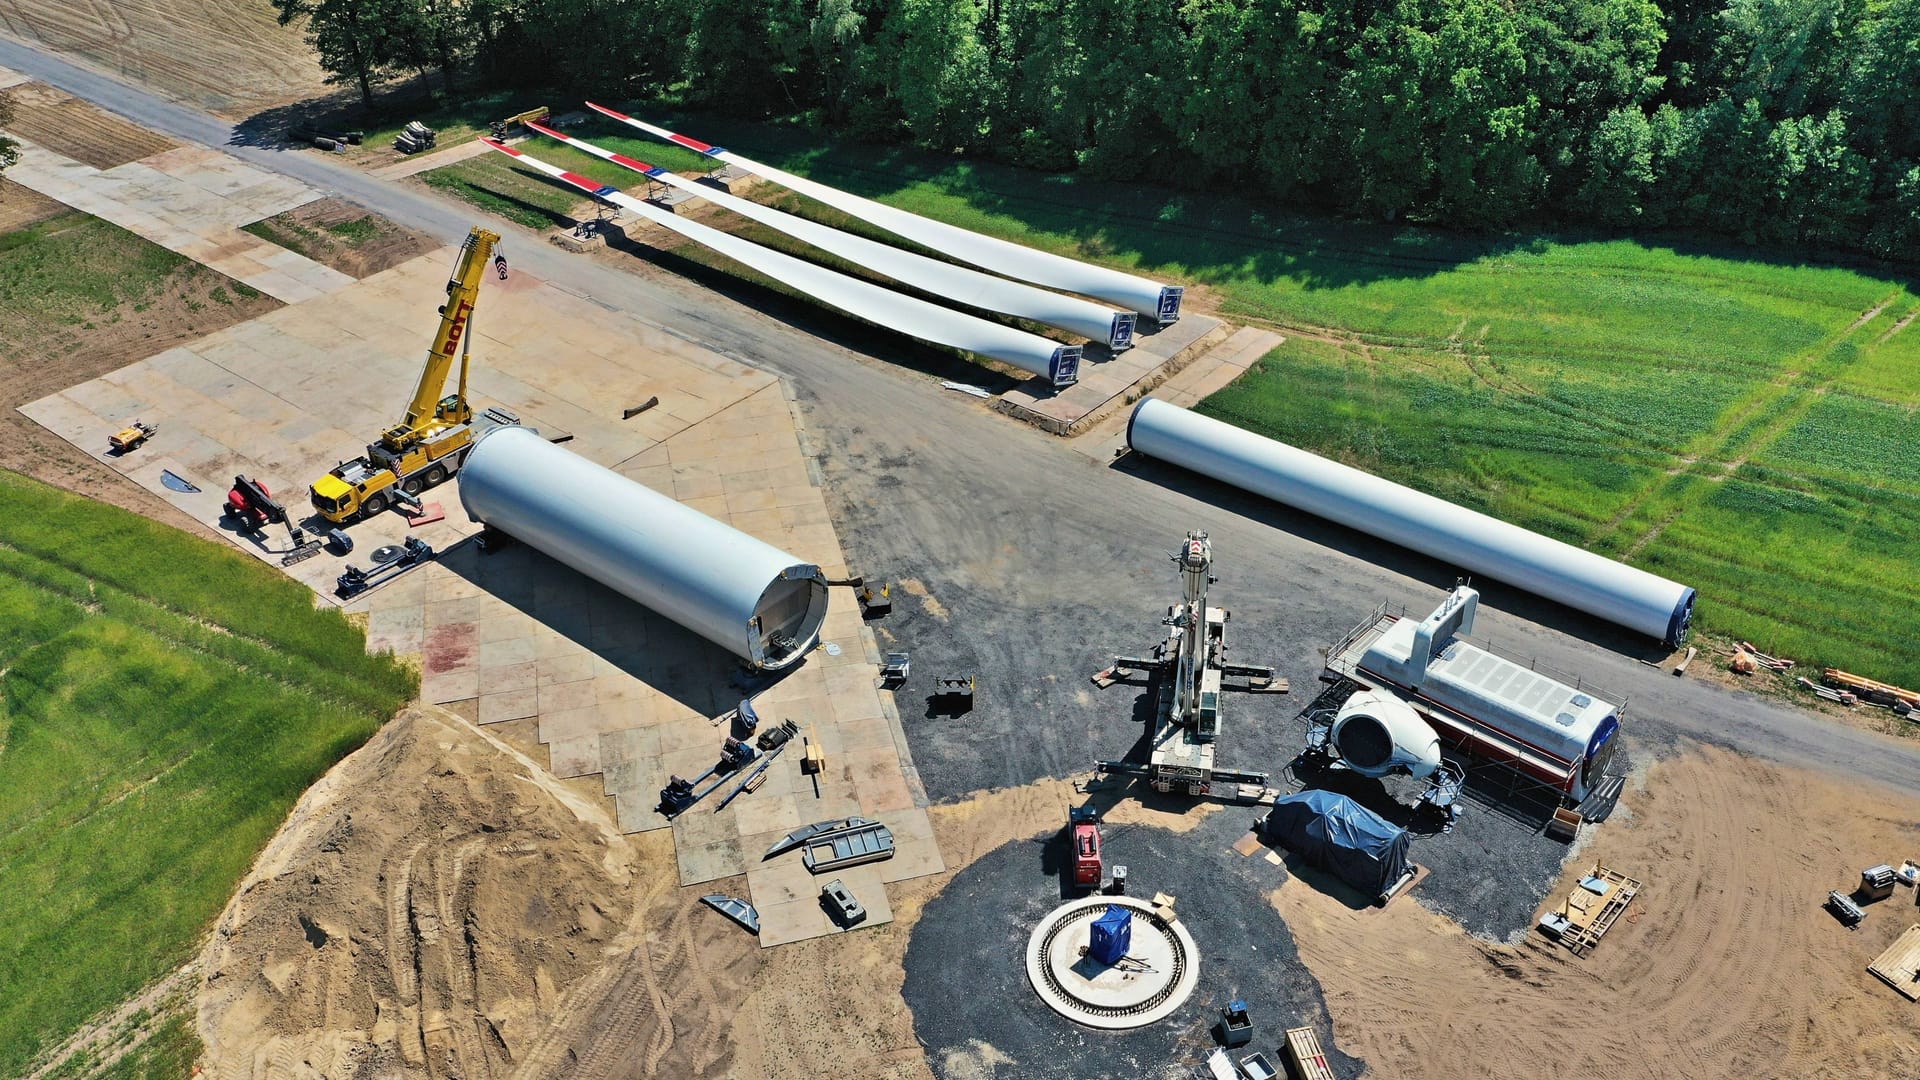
xmin=197 ymin=706 xmax=637 ymax=1079
xmin=1273 ymin=745 xmax=1920 ymax=1080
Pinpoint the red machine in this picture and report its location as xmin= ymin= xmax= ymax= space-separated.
xmin=226 ymin=474 xmax=306 ymax=548
xmin=1069 ymin=806 xmax=1103 ymax=890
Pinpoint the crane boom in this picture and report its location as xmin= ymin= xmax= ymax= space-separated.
xmin=308 ymin=224 xmax=513 ymax=525
xmin=1094 ymin=531 xmax=1283 ymax=797
xmin=382 ymin=227 xmax=501 ymax=450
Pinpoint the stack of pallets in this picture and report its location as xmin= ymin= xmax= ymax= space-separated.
xmin=1560 ymin=865 xmax=1641 ymax=957
xmin=1282 ymin=1026 xmax=1338 ymax=1080
xmin=1868 ymin=924 xmax=1920 ymax=1000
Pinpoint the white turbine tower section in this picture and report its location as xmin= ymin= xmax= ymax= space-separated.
xmin=584 ymin=102 xmax=1183 ymax=324
xmin=525 ymin=121 xmax=1136 ymax=351
xmin=458 ymin=425 xmax=828 ymax=670
xmin=1125 ymin=398 xmax=1698 ymax=644
xmin=479 ymin=140 xmax=1080 ymax=385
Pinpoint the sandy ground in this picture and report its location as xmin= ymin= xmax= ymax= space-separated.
xmin=198 ymin=705 xmax=643 ymax=1079
xmin=1274 ymin=745 xmax=1920 ymax=1080
xmin=193 ymin=730 xmax=1920 ymax=1080
xmin=0 ymin=0 xmax=326 ymax=114
xmin=0 ymin=79 xmax=173 ymax=168
xmin=193 ymin=735 xmax=1229 ymax=1080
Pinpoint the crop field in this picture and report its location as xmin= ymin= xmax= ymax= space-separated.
xmin=0 ymin=0 xmax=325 ymax=115
xmin=0 ymin=471 xmax=415 ymax=1074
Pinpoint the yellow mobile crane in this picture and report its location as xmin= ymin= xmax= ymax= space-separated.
xmin=310 ymin=227 xmax=514 ymax=523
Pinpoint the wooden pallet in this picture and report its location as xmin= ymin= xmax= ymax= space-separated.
xmin=1868 ymin=924 xmax=1920 ymax=1001
xmin=1560 ymin=865 xmax=1641 ymax=958
xmin=1282 ymin=1026 xmax=1338 ymax=1080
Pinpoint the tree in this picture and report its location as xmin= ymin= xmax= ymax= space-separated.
xmin=395 ymin=0 xmax=466 ymax=96
xmin=1843 ymin=0 xmax=1920 ymax=163
xmin=272 ymin=0 xmax=411 ymax=110
xmin=1331 ymin=0 xmax=1543 ymax=223
xmin=1519 ymin=0 xmax=1665 ymax=200
xmin=1180 ymin=0 xmax=1340 ymax=195
xmin=1714 ymin=0 xmax=1860 ymax=118
xmin=1578 ymin=106 xmax=1656 ymax=224
xmin=1765 ymin=110 xmax=1870 ymax=245
xmin=880 ymin=0 xmax=991 ymax=149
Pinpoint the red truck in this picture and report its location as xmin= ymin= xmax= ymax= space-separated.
xmin=1069 ymin=806 xmax=1102 ymax=891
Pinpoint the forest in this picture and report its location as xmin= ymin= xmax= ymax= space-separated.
xmin=275 ymin=0 xmax=1920 ymax=259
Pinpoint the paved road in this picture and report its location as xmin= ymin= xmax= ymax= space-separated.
xmin=7 ymin=32 xmax=1917 ymax=801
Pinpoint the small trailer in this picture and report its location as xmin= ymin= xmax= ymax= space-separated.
xmin=108 ymin=420 xmax=158 ymax=453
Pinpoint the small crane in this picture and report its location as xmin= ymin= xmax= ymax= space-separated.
xmin=1094 ymin=531 xmax=1284 ymax=798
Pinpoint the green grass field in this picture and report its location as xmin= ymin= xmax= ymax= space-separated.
xmin=656 ymin=115 xmax=1920 ymax=687
xmin=0 ymin=209 xmax=273 ymax=381
xmin=422 ymin=104 xmax=1920 ymax=685
xmin=0 ymin=471 xmax=415 ymax=1074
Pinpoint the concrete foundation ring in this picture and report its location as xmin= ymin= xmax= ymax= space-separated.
xmin=1024 ymin=896 xmax=1199 ymax=1029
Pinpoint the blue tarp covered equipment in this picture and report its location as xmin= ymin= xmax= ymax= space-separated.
xmin=1088 ymin=904 xmax=1133 ymax=965
xmin=1262 ymin=789 xmax=1411 ymax=898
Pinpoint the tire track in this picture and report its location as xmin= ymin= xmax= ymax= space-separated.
xmin=387 ymin=842 xmax=426 ymax=1005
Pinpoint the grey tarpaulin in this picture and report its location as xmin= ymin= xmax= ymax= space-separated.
xmin=1261 ymin=790 xmax=1410 ymax=898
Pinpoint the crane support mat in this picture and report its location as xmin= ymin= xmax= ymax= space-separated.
xmin=800 ymin=819 xmax=895 ymax=873
xmin=1556 ymin=865 xmax=1641 ymax=957
xmin=1868 ymin=924 xmax=1920 ymax=1000
xmin=405 ymin=502 xmax=445 ymax=526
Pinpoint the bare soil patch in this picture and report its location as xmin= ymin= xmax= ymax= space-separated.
xmin=0 ymin=207 xmax=278 ymax=531
xmin=1273 ymin=745 xmax=1920 ymax=1080
xmin=0 ymin=183 xmax=66 ymax=232
xmin=0 ymin=81 xmax=175 ymax=169
xmin=185 ymin=700 xmax=1920 ymax=1080
xmin=241 ymin=196 xmax=437 ymax=279
xmin=189 ymin=735 xmax=1217 ymax=1080
xmin=0 ymin=0 xmax=327 ymax=116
